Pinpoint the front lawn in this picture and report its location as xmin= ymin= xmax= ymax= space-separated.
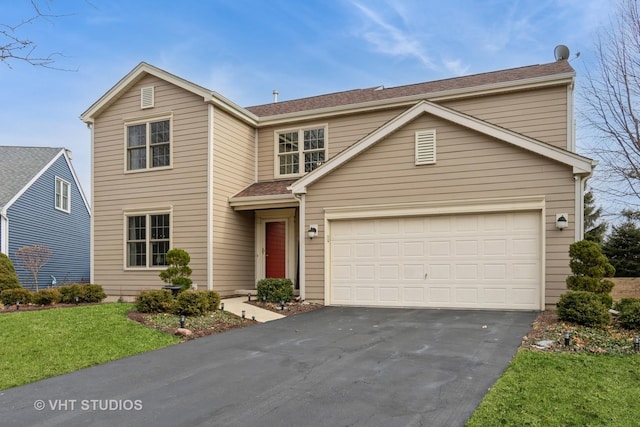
xmin=0 ymin=303 xmax=180 ymax=390
xmin=467 ymin=350 xmax=640 ymax=426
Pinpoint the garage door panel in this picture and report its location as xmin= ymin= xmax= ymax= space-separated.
xmin=330 ymin=211 xmax=541 ymax=310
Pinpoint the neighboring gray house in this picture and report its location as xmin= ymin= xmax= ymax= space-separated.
xmin=0 ymin=146 xmax=91 ymax=289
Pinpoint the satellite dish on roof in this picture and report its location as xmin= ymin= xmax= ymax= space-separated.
xmin=554 ymin=45 xmax=570 ymax=61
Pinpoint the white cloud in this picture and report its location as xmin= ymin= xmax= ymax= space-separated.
xmin=350 ymin=1 xmax=435 ymax=69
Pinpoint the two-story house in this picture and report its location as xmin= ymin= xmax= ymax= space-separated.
xmin=0 ymin=146 xmax=91 ymax=288
xmin=81 ymin=58 xmax=595 ymax=310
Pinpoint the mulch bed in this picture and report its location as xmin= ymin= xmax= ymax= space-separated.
xmin=244 ymin=299 xmax=323 ymax=316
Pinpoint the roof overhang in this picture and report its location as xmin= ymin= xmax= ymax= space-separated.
xmin=289 ymin=99 xmax=595 ymax=194
xmin=258 ymin=72 xmax=575 ymax=127
xmin=80 ymin=62 xmax=258 ymax=126
xmin=229 ymin=194 xmax=299 ymax=211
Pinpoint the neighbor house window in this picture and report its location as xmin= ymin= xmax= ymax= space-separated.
xmin=55 ymin=177 xmax=70 ymax=213
xmin=276 ymin=126 xmax=327 ymax=176
xmin=126 ymin=118 xmax=171 ymax=171
xmin=126 ymin=213 xmax=170 ymax=268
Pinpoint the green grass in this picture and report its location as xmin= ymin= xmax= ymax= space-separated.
xmin=467 ymin=350 xmax=640 ymax=426
xmin=0 ymin=303 xmax=180 ymax=390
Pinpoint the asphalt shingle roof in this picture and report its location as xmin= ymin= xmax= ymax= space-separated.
xmin=0 ymin=146 xmax=63 ymax=208
xmin=246 ymin=61 xmax=574 ymax=117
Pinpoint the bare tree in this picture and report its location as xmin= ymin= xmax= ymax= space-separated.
xmin=16 ymin=244 xmax=52 ymax=291
xmin=581 ymin=0 xmax=640 ymax=210
xmin=1 ymin=0 xmax=68 ymax=69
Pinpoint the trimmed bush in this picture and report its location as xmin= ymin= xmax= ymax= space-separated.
xmin=617 ymin=300 xmax=640 ymax=330
xmin=1 ymin=288 xmax=33 ymax=306
xmin=557 ymin=291 xmax=611 ymax=328
xmin=257 ymin=278 xmax=294 ymax=303
xmin=203 ymin=290 xmax=221 ymax=311
xmin=566 ymin=240 xmax=615 ymax=294
xmin=32 ymin=288 xmax=61 ymax=306
xmin=159 ymin=248 xmax=193 ymax=292
xmin=59 ymin=284 xmax=82 ymax=303
xmin=171 ymin=290 xmax=210 ymax=316
xmin=0 ymin=253 xmax=21 ymax=292
xmin=614 ymin=298 xmax=640 ymax=313
xmin=135 ymin=289 xmax=174 ymax=313
xmin=598 ymin=293 xmax=614 ymax=309
xmin=80 ymin=284 xmax=107 ymax=303
xmin=59 ymin=284 xmax=107 ymax=304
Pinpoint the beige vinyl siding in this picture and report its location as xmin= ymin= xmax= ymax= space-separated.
xmin=444 ymin=85 xmax=569 ymax=149
xmin=93 ymin=74 xmax=210 ymax=297
xmin=303 ymin=113 xmax=574 ymax=305
xmin=257 ymin=108 xmax=405 ymax=181
xmin=211 ymin=108 xmax=256 ymax=295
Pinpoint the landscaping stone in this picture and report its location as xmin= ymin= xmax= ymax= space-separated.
xmin=175 ymin=328 xmax=193 ymax=337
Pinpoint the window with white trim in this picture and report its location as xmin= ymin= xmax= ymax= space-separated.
xmin=126 ymin=213 xmax=170 ymax=268
xmin=55 ymin=177 xmax=70 ymax=213
xmin=276 ymin=126 xmax=326 ymax=176
xmin=126 ymin=118 xmax=171 ymax=171
xmin=415 ymin=129 xmax=436 ymax=165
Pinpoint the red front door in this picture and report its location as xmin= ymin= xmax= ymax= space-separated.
xmin=265 ymin=221 xmax=286 ymax=278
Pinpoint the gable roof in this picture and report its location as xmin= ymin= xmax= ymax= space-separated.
xmin=247 ymin=61 xmax=575 ymax=118
xmin=289 ymin=100 xmax=595 ymax=194
xmin=0 ymin=146 xmax=91 ymax=215
xmin=80 ymin=62 xmax=258 ymax=125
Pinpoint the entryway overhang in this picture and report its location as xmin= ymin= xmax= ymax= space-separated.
xmin=229 ymin=179 xmax=299 ymax=210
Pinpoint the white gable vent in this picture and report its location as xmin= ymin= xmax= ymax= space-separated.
xmin=415 ymin=129 xmax=436 ymax=165
xmin=141 ymin=86 xmax=154 ymax=109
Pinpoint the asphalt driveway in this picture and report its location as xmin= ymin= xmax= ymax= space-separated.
xmin=0 ymin=307 xmax=536 ymax=427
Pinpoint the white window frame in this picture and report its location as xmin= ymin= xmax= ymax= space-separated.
xmin=123 ymin=209 xmax=172 ymax=270
xmin=274 ymin=124 xmax=328 ymax=178
xmin=124 ymin=114 xmax=173 ymax=173
xmin=55 ymin=177 xmax=71 ymax=213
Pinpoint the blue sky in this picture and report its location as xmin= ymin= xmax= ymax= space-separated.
xmin=0 ymin=0 xmax=615 ymax=212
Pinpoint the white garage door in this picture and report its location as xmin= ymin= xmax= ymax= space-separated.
xmin=329 ymin=211 xmax=541 ymax=310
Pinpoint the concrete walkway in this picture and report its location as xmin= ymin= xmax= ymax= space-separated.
xmin=221 ymin=296 xmax=285 ymax=322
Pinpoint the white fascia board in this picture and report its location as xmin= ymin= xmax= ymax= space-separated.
xmin=80 ymin=62 xmax=258 ymax=126
xmin=290 ymin=100 xmax=594 ymax=194
xmin=228 ymin=194 xmax=298 ymax=210
xmin=62 ymin=150 xmax=92 ymax=215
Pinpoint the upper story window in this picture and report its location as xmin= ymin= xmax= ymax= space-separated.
xmin=126 ymin=117 xmax=171 ymax=171
xmin=276 ymin=125 xmax=327 ymax=177
xmin=55 ymin=177 xmax=70 ymax=213
xmin=126 ymin=212 xmax=170 ymax=268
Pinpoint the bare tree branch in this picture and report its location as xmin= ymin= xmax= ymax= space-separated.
xmin=0 ymin=0 xmax=74 ymax=70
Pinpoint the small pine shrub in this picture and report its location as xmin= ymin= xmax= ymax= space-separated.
xmin=59 ymin=284 xmax=83 ymax=303
xmin=617 ymin=300 xmax=640 ymax=330
xmin=203 ymin=290 xmax=221 ymax=311
xmin=0 ymin=253 xmax=21 ymax=292
xmin=59 ymin=284 xmax=107 ymax=304
xmin=1 ymin=288 xmax=33 ymax=306
xmin=614 ymin=298 xmax=640 ymax=313
xmin=32 ymin=288 xmax=62 ymax=306
xmin=566 ymin=240 xmax=615 ymax=294
xmin=257 ymin=278 xmax=294 ymax=303
xmin=80 ymin=284 xmax=107 ymax=303
xmin=159 ymin=248 xmax=193 ymax=292
xmin=135 ymin=289 xmax=174 ymax=313
xmin=598 ymin=293 xmax=614 ymax=309
xmin=171 ymin=290 xmax=211 ymax=316
xmin=557 ymin=291 xmax=611 ymax=328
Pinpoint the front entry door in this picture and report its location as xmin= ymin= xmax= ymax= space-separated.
xmin=265 ymin=221 xmax=286 ymax=278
